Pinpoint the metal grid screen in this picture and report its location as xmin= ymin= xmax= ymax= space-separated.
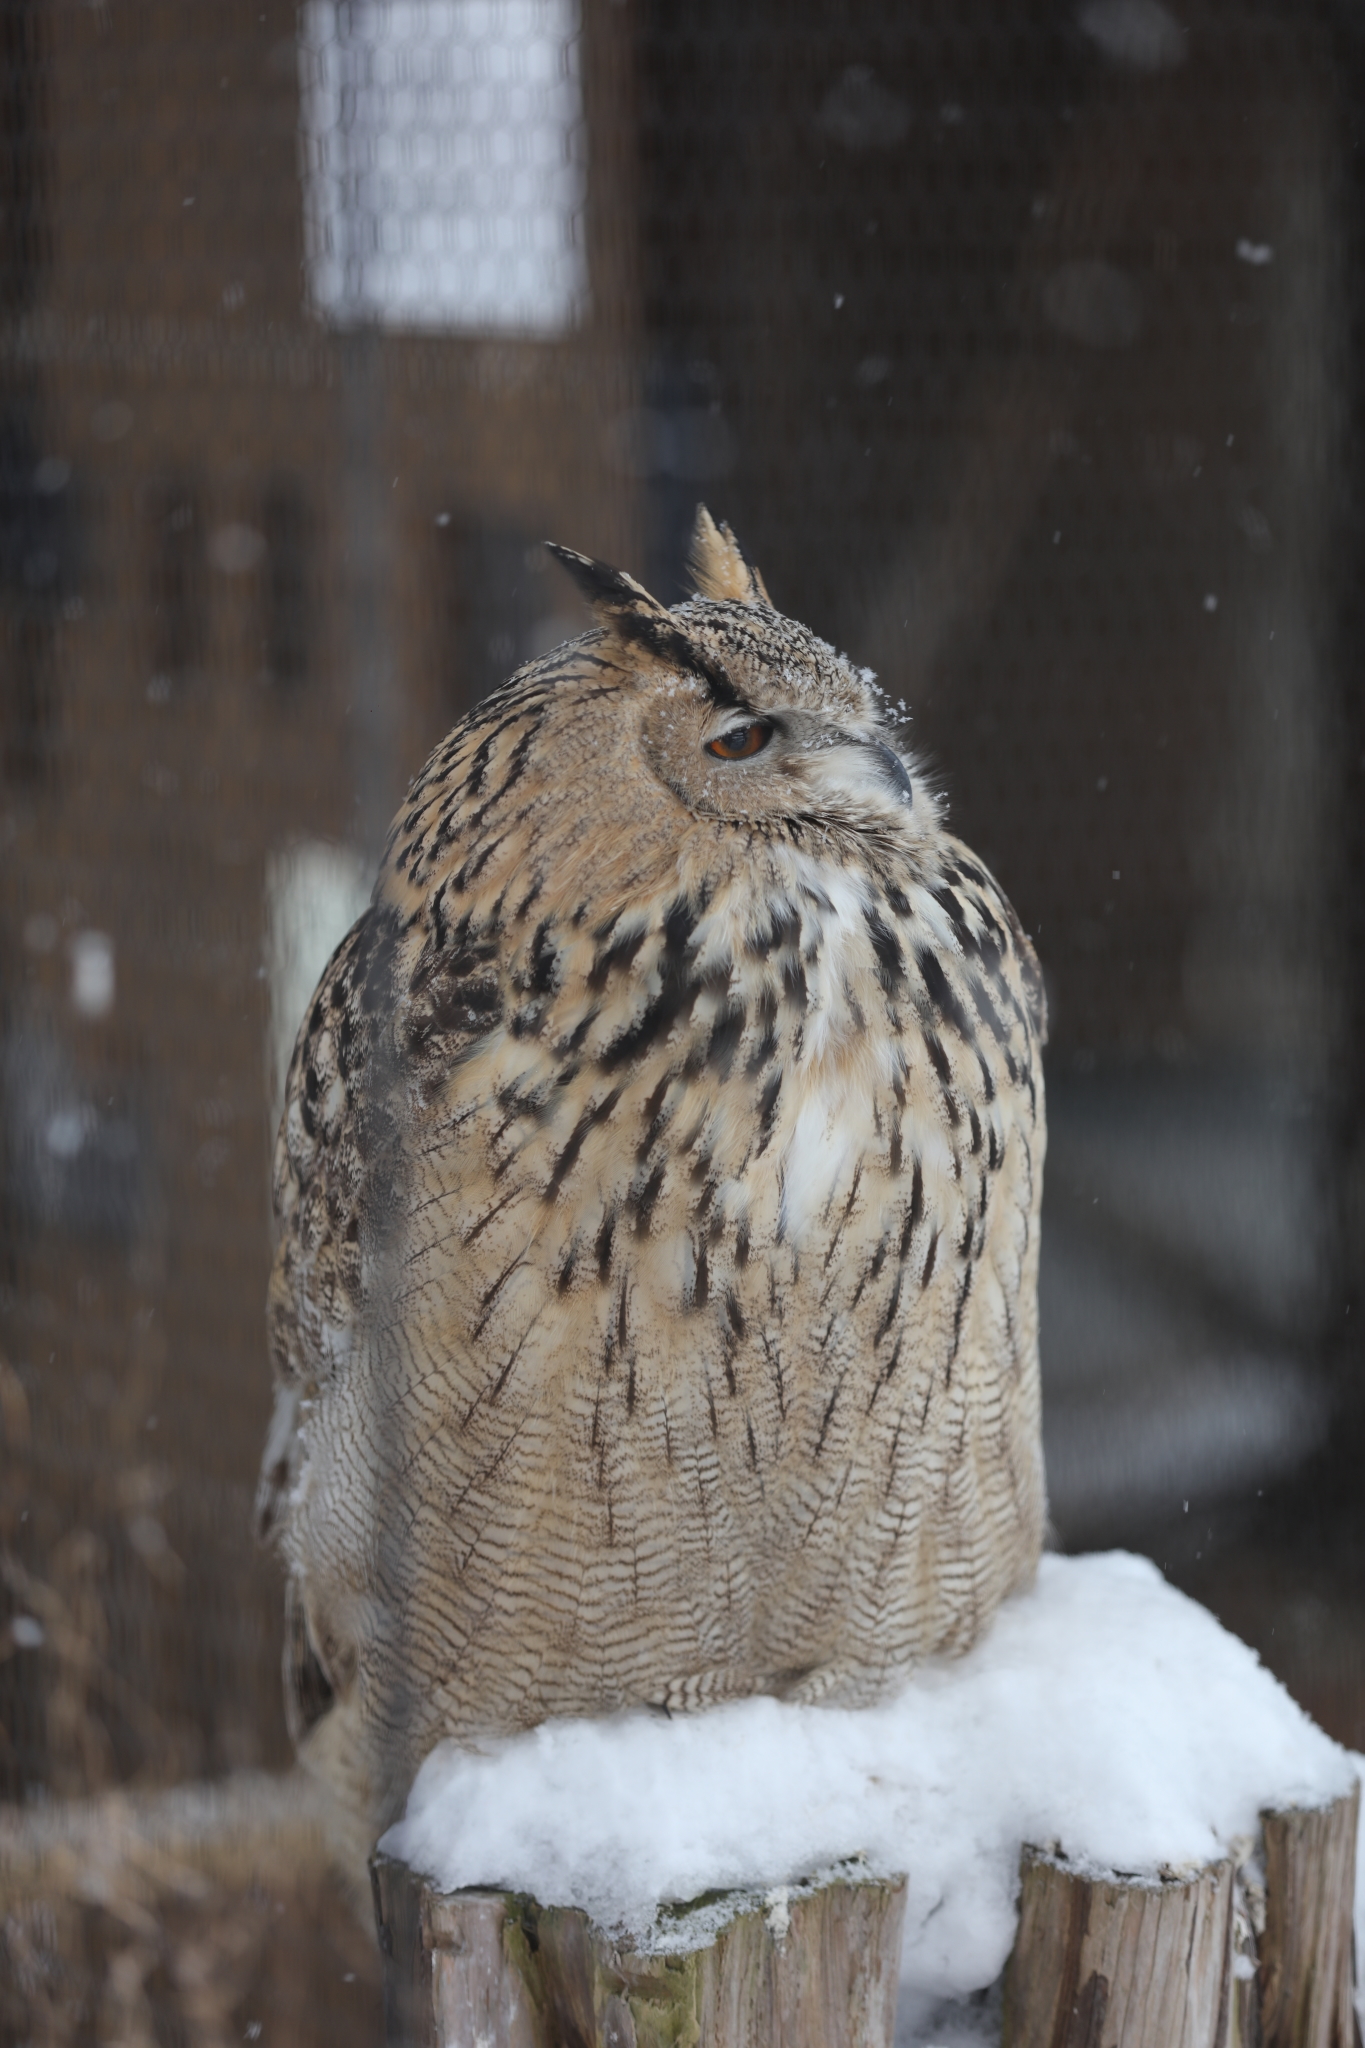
xmin=1 ymin=2 xmax=1363 ymax=2040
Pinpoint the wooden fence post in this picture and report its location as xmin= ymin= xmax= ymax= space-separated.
xmin=370 ymin=1857 xmax=907 ymax=2048
xmin=1258 ymin=1795 xmax=1360 ymax=2048
xmin=1003 ymin=1783 xmax=1360 ymax=2048
xmin=1003 ymin=1851 xmax=1237 ymax=2048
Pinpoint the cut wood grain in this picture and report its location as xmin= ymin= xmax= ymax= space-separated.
xmin=370 ymin=1855 xmax=906 ymax=2048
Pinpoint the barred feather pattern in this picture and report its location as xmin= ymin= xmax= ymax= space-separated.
xmin=259 ymin=560 xmax=1047 ymax=1839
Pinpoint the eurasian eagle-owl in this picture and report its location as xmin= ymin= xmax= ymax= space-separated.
xmin=256 ymin=508 xmax=1047 ymax=1844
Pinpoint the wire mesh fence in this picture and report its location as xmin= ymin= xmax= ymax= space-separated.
xmin=1 ymin=1 xmax=1363 ymax=2039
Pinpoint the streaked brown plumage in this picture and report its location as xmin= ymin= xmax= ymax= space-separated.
xmin=257 ymin=508 xmax=1047 ymax=1847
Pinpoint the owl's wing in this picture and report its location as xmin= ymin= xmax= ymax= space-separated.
xmin=1001 ymin=895 xmax=1048 ymax=1048
xmin=254 ymin=864 xmax=515 ymax=1528
xmin=256 ymin=854 xmax=524 ymax=1747
xmin=254 ymin=906 xmax=398 ymax=1542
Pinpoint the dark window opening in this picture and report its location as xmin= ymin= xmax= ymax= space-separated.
xmin=148 ymin=483 xmax=206 ymax=691
xmin=260 ymin=478 xmax=313 ymax=691
xmin=0 ymin=399 xmax=72 ymax=782
xmin=0 ymin=0 xmax=49 ymax=316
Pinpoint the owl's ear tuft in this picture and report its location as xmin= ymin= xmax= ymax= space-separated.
xmin=688 ymin=505 xmax=772 ymax=606
xmin=545 ymin=543 xmax=671 ymax=629
xmin=547 ymin=537 xmax=743 ymax=705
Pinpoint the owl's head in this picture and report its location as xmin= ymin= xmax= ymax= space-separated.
xmin=548 ymin=507 xmax=933 ymax=851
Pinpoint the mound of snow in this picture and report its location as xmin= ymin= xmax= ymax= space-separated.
xmin=382 ymin=1551 xmax=1357 ymax=2024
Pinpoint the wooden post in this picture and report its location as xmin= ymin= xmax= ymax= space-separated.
xmin=370 ymin=1856 xmax=907 ymax=2048
xmin=1003 ymin=1783 xmax=1360 ymax=2048
xmin=374 ymin=1785 xmax=1359 ymax=2047
xmin=1259 ymin=1795 xmax=1360 ymax=2048
xmin=1003 ymin=1852 xmax=1237 ymax=2048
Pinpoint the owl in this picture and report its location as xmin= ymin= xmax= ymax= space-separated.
xmin=256 ymin=507 xmax=1047 ymax=1853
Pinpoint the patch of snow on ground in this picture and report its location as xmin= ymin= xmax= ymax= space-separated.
xmin=383 ymin=1551 xmax=1353 ymax=2019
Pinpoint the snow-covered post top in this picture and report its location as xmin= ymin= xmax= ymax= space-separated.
xmin=375 ymin=1555 xmax=1364 ymax=2046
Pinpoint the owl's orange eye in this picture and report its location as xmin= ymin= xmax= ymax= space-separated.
xmin=705 ymin=721 xmax=772 ymax=761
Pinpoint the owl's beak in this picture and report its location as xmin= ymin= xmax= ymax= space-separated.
xmin=796 ymin=722 xmax=915 ymax=821
xmin=864 ymin=738 xmax=914 ymax=806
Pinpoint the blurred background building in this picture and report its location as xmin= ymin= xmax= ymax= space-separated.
xmin=1 ymin=0 xmax=1363 ymax=2038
